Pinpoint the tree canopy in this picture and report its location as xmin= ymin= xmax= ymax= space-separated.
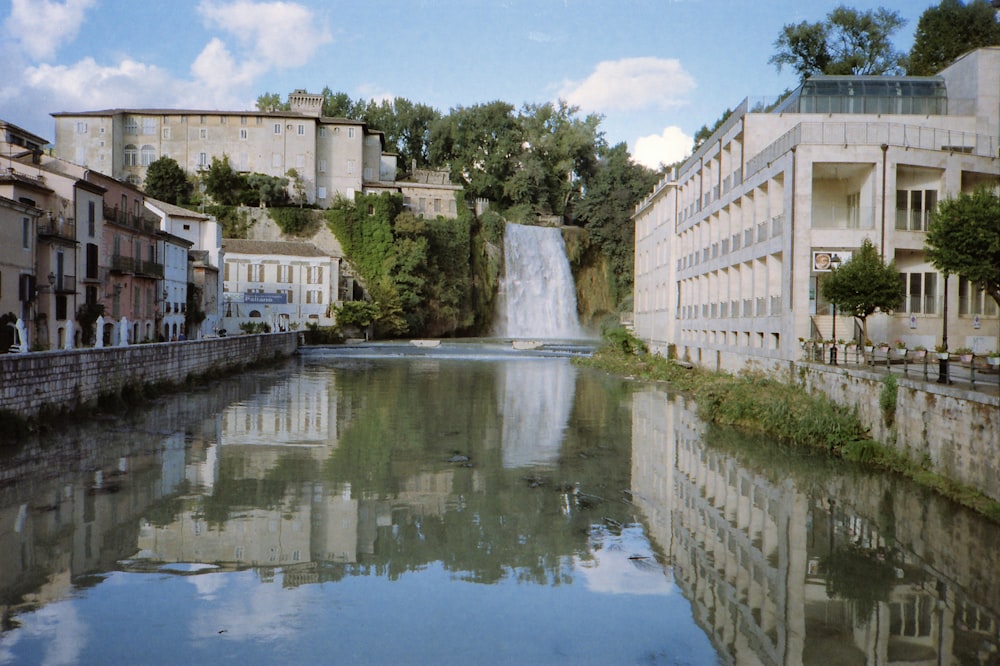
xmin=821 ymin=238 xmax=904 ymax=343
xmin=769 ymin=5 xmax=907 ymax=81
xmin=925 ymin=187 xmax=1000 ymax=310
xmin=907 ymin=0 xmax=1000 ymax=75
xmin=143 ymin=156 xmax=192 ymax=205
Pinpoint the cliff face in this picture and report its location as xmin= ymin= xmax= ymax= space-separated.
xmin=561 ymin=226 xmax=617 ymax=333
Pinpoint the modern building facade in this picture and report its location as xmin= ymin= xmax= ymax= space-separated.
xmin=632 ymin=48 xmax=1000 ymax=370
xmin=51 ymin=90 xmax=396 ymax=207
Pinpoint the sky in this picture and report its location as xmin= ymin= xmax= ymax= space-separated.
xmin=0 ymin=0 xmax=928 ymax=169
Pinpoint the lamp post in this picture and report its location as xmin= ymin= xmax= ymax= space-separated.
xmin=937 ymin=273 xmax=951 ymax=384
xmin=829 ymin=254 xmax=842 ymax=365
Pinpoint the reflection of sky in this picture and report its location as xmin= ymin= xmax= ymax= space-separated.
xmin=499 ymin=360 xmax=577 ymax=468
xmin=0 ymin=541 xmax=715 ymax=665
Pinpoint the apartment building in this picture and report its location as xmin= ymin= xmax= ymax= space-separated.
xmin=221 ymin=239 xmax=341 ymax=333
xmin=52 ymin=90 xmax=395 ymax=207
xmin=633 ymin=47 xmax=1000 ymax=371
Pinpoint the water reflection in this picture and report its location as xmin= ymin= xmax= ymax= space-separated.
xmin=1 ymin=354 xmax=997 ymax=664
xmin=630 ymin=386 xmax=1000 ymax=665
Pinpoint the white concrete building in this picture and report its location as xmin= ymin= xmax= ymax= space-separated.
xmin=633 ymin=47 xmax=1000 ymax=371
xmin=221 ymin=239 xmax=341 ymax=333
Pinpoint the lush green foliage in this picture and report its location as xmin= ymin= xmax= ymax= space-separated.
xmin=575 ymin=143 xmax=659 ymax=298
xmin=75 ymin=301 xmax=104 ymax=346
xmin=269 ymin=207 xmax=318 ymax=235
xmin=334 ymin=300 xmax=379 ymax=328
xmin=878 ymin=373 xmax=897 ymax=425
xmin=143 ymin=156 xmax=192 ymax=204
xmin=769 ymin=5 xmax=907 ymax=80
xmin=326 ymin=193 xmax=474 ymax=338
xmin=925 ymin=187 xmax=1000 ymax=309
xmin=821 ymin=238 xmax=903 ymax=343
xmin=205 ymin=205 xmax=252 ymax=238
xmin=908 ymin=0 xmax=1000 ymax=75
xmin=202 ymin=156 xmax=290 ymax=207
xmin=239 ymin=321 xmax=271 ymax=334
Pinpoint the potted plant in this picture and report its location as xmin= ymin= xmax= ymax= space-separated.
xmin=863 ymin=338 xmax=874 ymax=353
xmin=934 ymin=343 xmax=949 ymax=360
xmin=891 ymin=339 xmax=907 ymax=356
xmin=987 ymin=351 xmax=1000 ymax=367
xmin=955 ymin=346 xmax=973 ymax=363
xmin=911 ymin=344 xmax=927 ymax=360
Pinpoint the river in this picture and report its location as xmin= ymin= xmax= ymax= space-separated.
xmin=0 ymin=342 xmax=997 ymax=665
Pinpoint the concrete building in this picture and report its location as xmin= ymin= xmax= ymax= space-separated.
xmin=632 ymin=48 xmax=1000 ymax=371
xmin=221 ymin=239 xmax=342 ymax=333
xmin=52 ymin=90 xmax=397 ymax=207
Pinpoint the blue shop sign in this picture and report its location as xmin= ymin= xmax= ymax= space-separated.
xmin=243 ymin=292 xmax=287 ymax=304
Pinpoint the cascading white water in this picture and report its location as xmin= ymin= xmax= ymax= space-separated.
xmin=493 ymin=222 xmax=585 ymax=339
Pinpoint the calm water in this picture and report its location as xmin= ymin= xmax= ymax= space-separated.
xmin=1 ymin=342 xmax=997 ymax=665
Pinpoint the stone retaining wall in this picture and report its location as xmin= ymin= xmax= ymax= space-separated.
xmin=0 ymin=333 xmax=299 ymax=420
xmin=797 ymin=363 xmax=1000 ymax=502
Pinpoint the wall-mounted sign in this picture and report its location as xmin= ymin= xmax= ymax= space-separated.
xmin=243 ymin=292 xmax=288 ymax=304
xmin=812 ymin=250 xmax=852 ymax=272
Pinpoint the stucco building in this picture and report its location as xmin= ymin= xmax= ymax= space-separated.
xmin=632 ymin=48 xmax=1000 ymax=370
xmin=52 ymin=90 xmax=397 ymax=207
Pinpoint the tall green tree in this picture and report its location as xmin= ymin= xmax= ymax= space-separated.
xmin=925 ymin=187 xmax=1000 ymax=312
xmin=821 ymin=238 xmax=904 ymax=343
xmin=575 ymin=142 xmax=659 ymax=298
xmin=769 ymin=5 xmax=907 ymax=81
xmin=201 ymin=155 xmax=246 ymax=206
xmin=143 ymin=156 xmax=192 ymax=204
xmin=429 ymin=101 xmax=522 ymax=206
xmin=907 ymin=0 xmax=1000 ymax=75
xmin=255 ymin=92 xmax=290 ymax=112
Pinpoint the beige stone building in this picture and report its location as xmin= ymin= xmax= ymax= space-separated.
xmin=52 ymin=90 xmax=397 ymax=207
xmin=633 ymin=48 xmax=1000 ymax=370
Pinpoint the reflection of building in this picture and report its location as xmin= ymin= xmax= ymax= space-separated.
xmin=219 ymin=374 xmax=338 ymax=449
xmin=629 ymin=387 xmax=1000 ymax=665
xmin=633 ymin=48 xmax=1000 ymax=367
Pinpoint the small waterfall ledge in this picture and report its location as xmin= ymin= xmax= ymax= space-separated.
xmin=493 ymin=222 xmax=585 ymax=340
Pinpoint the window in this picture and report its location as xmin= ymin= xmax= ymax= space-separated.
xmin=297 ymin=124 xmax=305 ymax=135
xmin=199 ymin=128 xmax=208 ymax=139
xmin=278 ymin=264 xmax=291 ymax=283
xmin=125 ymin=116 xmax=138 ymax=134
xmin=896 ymin=189 xmax=937 ymax=231
xmin=306 ymin=290 xmax=322 ymax=304
xmin=317 ymin=186 xmax=327 ymax=199
xmin=124 ymin=144 xmax=138 ymax=166
xmin=958 ymin=276 xmax=998 ymax=316
xmin=899 ymin=271 xmax=938 ymax=314
xmin=319 ymin=127 xmax=327 ymax=138
xmin=22 ymin=217 xmax=30 ymax=249
xmin=239 ymin=128 xmax=248 ymax=140
xmin=248 ymin=264 xmax=264 ymax=281
xmin=88 ymin=201 xmax=96 ymax=236
xmin=363 ymin=167 xmax=373 ymax=180
xmin=220 ymin=116 xmax=226 ymax=124
xmin=200 ymin=115 xmax=206 ymax=124
xmin=278 ymin=288 xmax=293 ymax=304
xmin=256 ymin=116 xmax=263 ymax=125
xmin=347 ymin=160 xmax=354 ymax=174
xmin=272 ymin=153 xmax=282 ymax=168
xmin=273 ymin=123 xmax=282 ymax=134
xmin=348 ymin=127 xmax=355 ymax=138
xmin=140 ymin=145 xmax=156 ymax=166
xmin=241 ymin=116 xmax=247 ymax=125
xmin=162 ymin=127 xmax=171 ymax=140
xmin=307 ymin=266 xmax=323 ymax=284
xmin=141 ymin=118 xmax=156 ymax=134
xmin=318 ymin=159 xmax=326 ymax=173
xmin=76 ymin=122 xmax=88 ymax=134
xmin=198 ymin=152 xmax=208 ymax=167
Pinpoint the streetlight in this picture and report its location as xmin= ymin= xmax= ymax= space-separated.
xmin=829 ymin=254 xmax=842 ymax=365
xmin=937 ymin=273 xmax=951 ymax=384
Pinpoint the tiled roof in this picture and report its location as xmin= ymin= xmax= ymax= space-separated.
xmin=221 ymin=239 xmax=331 ymax=258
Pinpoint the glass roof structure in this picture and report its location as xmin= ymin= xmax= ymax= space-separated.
xmin=775 ymin=76 xmax=948 ymax=116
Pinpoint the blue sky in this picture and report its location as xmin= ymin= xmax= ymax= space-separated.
xmin=1 ymin=0 xmax=927 ymax=168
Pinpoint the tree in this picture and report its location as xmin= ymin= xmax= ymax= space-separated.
xmin=201 ymin=155 xmax=246 ymax=206
xmin=925 ymin=188 xmax=1000 ymax=312
xmin=575 ymin=142 xmax=659 ymax=299
xmin=769 ymin=5 xmax=907 ymax=81
xmin=143 ymin=156 xmax=191 ymax=204
xmin=908 ymin=0 xmax=1000 ymax=75
xmin=821 ymin=238 xmax=904 ymax=343
xmin=256 ymin=92 xmax=289 ymax=112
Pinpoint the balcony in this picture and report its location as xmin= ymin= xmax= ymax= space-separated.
xmin=38 ymin=216 xmax=76 ymax=242
xmin=136 ymin=259 xmax=164 ymax=279
xmin=55 ymin=274 xmax=76 ymax=294
xmin=103 ymin=205 xmax=159 ymax=233
xmin=111 ymin=254 xmax=136 ymax=273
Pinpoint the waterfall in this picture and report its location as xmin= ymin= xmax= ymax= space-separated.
xmin=493 ymin=222 xmax=584 ymax=339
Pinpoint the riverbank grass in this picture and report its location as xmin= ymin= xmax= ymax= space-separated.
xmin=577 ymin=336 xmax=1000 ymax=523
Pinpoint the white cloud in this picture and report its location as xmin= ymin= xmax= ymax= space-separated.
xmin=355 ymin=83 xmax=394 ymax=104
xmin=197 ymin=0 xmax=332 ymax=69
xmin=558 ymin=57 xmax=695 ymax=113
xmin=632 ymin=126 xmax=693 ymax=170
xmin=191 ymin=37 xmax=262 ymax=88
xmin=3 ymin=0 xmax=96 ymax=61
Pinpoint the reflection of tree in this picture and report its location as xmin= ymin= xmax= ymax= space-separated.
xmin=821 ymin=545 xmax=897 ymax=624
xmin=198 ymin=452 xmax=318 ymax=525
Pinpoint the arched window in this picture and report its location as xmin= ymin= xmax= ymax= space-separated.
xmin=249 ymin=310 xmax=262 ymax=318
xmin=124 ymin=144 xmax=138 ymax=166
xmin=140 ymin=145 xmax=156 ymax=166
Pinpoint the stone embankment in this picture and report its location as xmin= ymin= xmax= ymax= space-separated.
xmin=0 ymin=333 xmax=299 ymax=421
